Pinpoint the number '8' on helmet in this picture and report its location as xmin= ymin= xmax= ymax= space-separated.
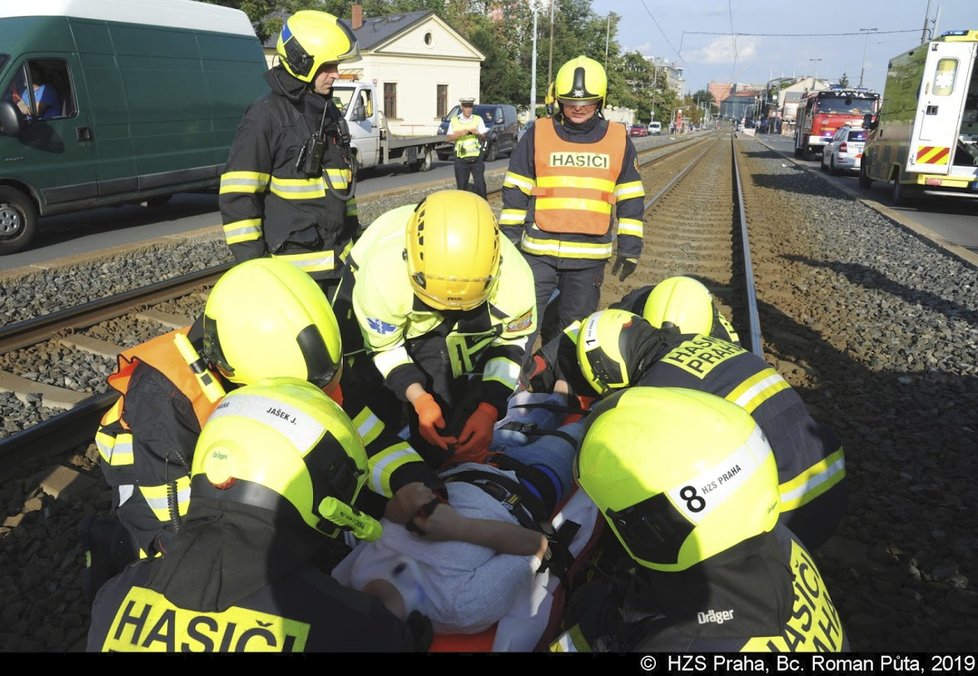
xmin=405 ymin=190 xmax=501 ymax=311
xmin=554 ymin=55 xmax=607 ymax=108
xmin=201 ymin=259 xmax=342 ymax=391
xmin=276 ymin=10 xmax=360 ymax=83
xmin=192 ymin=378 xmax=372 ymax=538
xmin=576 ymin=387 xmax=780 ymax=571
xmin=577 ymin=309 xmax=660 ymax=395
xmin=643 ymin=276 xmax=715 ymax=335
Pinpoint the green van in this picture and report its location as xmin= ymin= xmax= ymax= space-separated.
xmin=0 ymin=0 xmax=269 ymax=254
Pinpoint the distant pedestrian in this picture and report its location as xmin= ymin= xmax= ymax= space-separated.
xmin=448 ymin=97 xmax=488 ymax=199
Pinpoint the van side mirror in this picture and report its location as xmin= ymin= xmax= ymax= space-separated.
xmin=0 ymin=101 xmax=22 ymax=137
xmin=863 ymin=113 xmax=876 ymax=130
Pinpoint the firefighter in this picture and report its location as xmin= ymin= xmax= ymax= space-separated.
xmin=219 ymin=11 xmax=361 ymax=296
xmin=573 ymin=309 xmax=847 ymax=552
xmin=552 ymin=387 xmax=847 ymax=652
xmin=332 ymin=190 xmax=536 ymax=469
xmin=448 ymin=97 xmax=488 ymax=198
xmin=525 ymin=275 xmax=739 ymax=395
xmin=500 ymin=55 xmax=645 ymax=346
xmin=86 ymin=259 xmax=444 ymax=600
xmin=87 ymin=378 xmax=431 ymax=652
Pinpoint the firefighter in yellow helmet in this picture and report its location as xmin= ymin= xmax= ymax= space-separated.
xmin=88 ymin=378 xmax=432 ymax=652
xmin=572 ymin=309 xmax=846 ymax=552
xmin=219 ymin=10 xmax=362 ymax=297
xmin=333 ymin=190 xmax=537 ymax=469
xmin=501 ymin=55 xmax=646 ymax=350
xmin=551 ymin=386 xmax=847 ymax=652
xmin=87 ymin=259 xmax=445 ymax=600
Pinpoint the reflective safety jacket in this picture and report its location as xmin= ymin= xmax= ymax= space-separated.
xmin=449 ymin=114 xmax=484 ymax=159
xmin=347 ymin=204 xmax=536 ymax=415
xmin=551 ymin=526 xmax=848 ymax=652
xmin=501 ymin=117 xmax=645 ymax=267
xmin=96 ymin=327 xmax=441 ymax=557
xmin=219 ymin=67 xmax=359 ymax=283
xmin=635 ymin=333 xmax=846 ymax=551
xmin=86 ymin=502 xmax=425 ymax=653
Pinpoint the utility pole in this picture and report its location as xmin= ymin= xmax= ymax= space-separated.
xmin=530 ymin=3 xmax=538 ymax=116
xmin=921 ymin=0 xmax=933 ymax=44
xmin=604 ymin=14 xmax=610 ymax=71
xmin=858 ymin=27 xmax=878 ymax=88
xmin=547 ymin=0 xmax=556 ymax=87
xmin=809 ymin=58 xmax=822 ymax=84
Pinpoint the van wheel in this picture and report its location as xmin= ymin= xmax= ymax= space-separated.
xmin=829 ymin=157 xmax=837 ymax=175
xmin=892 ymin=178 xmax=909 ymax=205
xmin=484 ymin=142 xmax=497 ymax=163
xmin=858 ymin=161 xmax=872 ymax=189
xmin=0 ymin=187 xmax=38 ymax=255
xmin=410 ymin=148 xmax=433 ymax=173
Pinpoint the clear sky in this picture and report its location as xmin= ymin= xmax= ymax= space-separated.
xmin=588 ymin=0 xmax=977 ymax=94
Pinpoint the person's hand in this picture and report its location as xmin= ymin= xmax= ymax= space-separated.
xmin=413 ymin=392 xmax=456 ymax=450
xmin=385 ymin=482 xmax=438 ymax=526
xmin=611 ymin=256 xmax=637 ymax=282
xmin=453 ymin=402 xmax=499 ymax=463
xmin=412 ymin=502 xmax=464 ymax=541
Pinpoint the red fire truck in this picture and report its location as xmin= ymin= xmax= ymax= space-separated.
xmin=794 ymin=88 xmax=880 ymax=159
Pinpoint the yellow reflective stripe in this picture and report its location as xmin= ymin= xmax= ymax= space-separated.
xmin=779 ymin=447 xmax=846 ymax=511
xmin=324 ymin=168 xmax=351 ymax=189
xmin=614 ymin=180 xmax=645 ymax=199
xmin=368 ymin=442 xmax=416 ymax=497
xmin=96 ymin=430 xmax=134 ymax=466
xmin=549 ymin=624 xmax=589 ymax=652
xmin=499 ymin=208 xmax=527 ymax=226
xmin=139 ymin=477 xmax=191 ymax=522
xmin=562 ymin=320 xmax=582 ymax=341
xmin=269 ymin=177 xmax=326 ymax=199
xmin=617 ymin=218 xmax=643 ymax=237
xmin=726 ymin=368 xmax=790 ymax=413
xmin=346 ymin=201 xmax=358 ymax=217
xmin=372 ymin=346 xmax=412 ymax=379
xmin=219 ymin=171 xmax=269 ymax=194
xmin=271 ymin=251 xmax=335 ymax=274
xmin=535 ymin=196 xmax=613 ymax=215
xmin=222 ymin=218 xmax=262 ymax=244
xmin=352 ymin=408 xmax=384 ymax=447
xmin=482 ymin=356 xmax=521 ymax=390
xmin=504 ymin=171 xmax=535 ymax=194
xmin=521 ymin=233 xmax=614 ymax=258
xmin=537 ymin=175 xmax=616 ymax=192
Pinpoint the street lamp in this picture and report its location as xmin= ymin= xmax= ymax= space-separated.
xmin=809 ymin=58 xmax=822 ymax=84
xmin=858 ymin=27 xmax=878 ymax=88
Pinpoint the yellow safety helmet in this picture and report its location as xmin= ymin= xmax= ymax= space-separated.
xmin=405 ymin=190 xmax=501 ymax=311
xmin=276 ymin=10 xmax=360 ymax=83
xmin=553 ymin=55 xmax=607 ymax=109
xmin=643 ymin=276 xmax=715 ymax=335
xmin=201 ymin=259 xmax=343 ymax=391
xmin=577 ymin=309 xmax=663 ymax=395
xmin=191 ymin=378 xmax=380 ymax=540
xmin=576 ymin=387 xmax=780 ymax=572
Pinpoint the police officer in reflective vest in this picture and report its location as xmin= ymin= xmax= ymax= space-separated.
xmin=501 ymin=55 xmax=645 ymax=346
xmin=574 ymin=310 xmax=847 ymax=552
xmin=551 ymin=387 xmax=848 ymax=652
xmin=448 ymin=97 xmax=488 ymax=199
xmin=87 ymin=378 xmax=431 ymax=652
xmin=219 ymin=11 xmax=361 ymax=296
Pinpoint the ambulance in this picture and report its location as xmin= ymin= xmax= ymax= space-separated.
xmin=860 ymin=30 xmax=978 ymax=204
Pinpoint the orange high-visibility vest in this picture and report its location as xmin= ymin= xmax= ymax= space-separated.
xmin=531 ymin=120 xmax=627 ymax=235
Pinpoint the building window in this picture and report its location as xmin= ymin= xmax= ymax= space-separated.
xmin=424 ymin=32 xmax=433 ymax=46
xmin=437 ymin=85 xmax=448 ymax=118
xmin=384 ymin=82 xmax=397 ymax=119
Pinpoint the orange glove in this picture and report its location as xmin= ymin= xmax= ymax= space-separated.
xmin=453 ymin=402 xmax=499 ymax=464
xmin=413 ymin=392 xmax=455 ymax=451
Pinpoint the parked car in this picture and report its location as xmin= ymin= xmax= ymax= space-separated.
xmin=629 ymin=124 xmax=649 ymax=137
xmin=821 ymin=125 xmax=867 ymax=174
xmin=648 ymin=121 xmax=662 ymax=135
xmin=436 ymin=103 xmax=519 ymax=162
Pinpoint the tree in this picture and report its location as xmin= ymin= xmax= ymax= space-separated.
xmin=838 ymin=72 xmax=851 ymax=88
